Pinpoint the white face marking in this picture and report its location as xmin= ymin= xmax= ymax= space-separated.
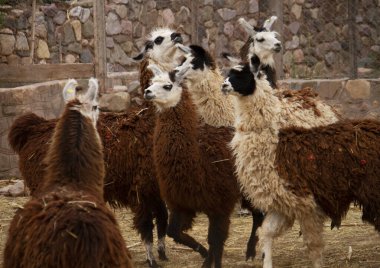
xmin=146 ymin=28 xmax=184 ymax=65
xmin=144 ymin=73 xmax=182 ymax=111
xmin=250 ymin=31 xmax=282 ymax=63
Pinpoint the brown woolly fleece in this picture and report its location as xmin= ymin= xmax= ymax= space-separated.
xmin=4 ymin=100 xmax=132 ymax=268
xmin=276 ymin=119 xmax=380 ymax=230
xmin=154 ymin=90 xmax=239 ymax=214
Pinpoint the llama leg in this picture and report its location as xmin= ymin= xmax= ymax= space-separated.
xmin=167 ymin=210 xmax=208 ymax=258
xmin=133 ymin=207 xmax=158 ymax=267
xmin=155 ymin=200 xmax=169 ymax=261
xmin=259 ymin=212 xmax=294 ymax=268
xmin=246 ymin=207 xmax=265 ymax=261
xmin=299 ymin=211 xmax=325 ymax=268
xmin=204 ymin=214 xmax=231 ymax=268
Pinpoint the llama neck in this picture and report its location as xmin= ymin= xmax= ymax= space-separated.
xmin=154 ymin=90 xmax=204 ymax=182
xmin=43 ymin=101 xmax=105 ymax=198
xmin=186 ymin=69 xmax=235 ymax=127
xmin=234 ymin=79 xmax=281 ymax=133
xmin=251 ymin=54 xmax=277 ymax=89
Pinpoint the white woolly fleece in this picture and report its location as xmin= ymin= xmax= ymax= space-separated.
xmin=185 ymin=68 xmax=235 ymax=127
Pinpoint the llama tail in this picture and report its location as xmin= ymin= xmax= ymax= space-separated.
xmin=8 ymin=113 xmax=47 ymax=153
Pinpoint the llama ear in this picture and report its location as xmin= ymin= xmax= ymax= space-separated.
xmin=84 ymin=77 xmax=99 ymax=103
xmin=238 ymin=18 xmax=256 ymax=36
xmin=148 ymin=64 xmax=163 ymax=77
xmin=263 ymin=16 xmax=277 ymax=31
xmin=63 ymin=79 xmax=78 ymax=103
xmin=221 ymin=52 xmax=240 ymax=65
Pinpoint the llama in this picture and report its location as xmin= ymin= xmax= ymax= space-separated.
xmin=224 ymin=16 xmax=281 ymax=88
xmin=174 ymin=44 xmax=265 ymax=260
xmin=144 ymin=64 xmax=242 ymax=268
xmin=222 ymin=60 xmax=380 ymax=268
xmin=4 ymin=78 xmax=133 ymax=268
xmin=7 ymin=27 xmax=185 ymax=267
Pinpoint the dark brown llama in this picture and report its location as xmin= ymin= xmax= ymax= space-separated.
xmin=144 ymin=65 xmax=241 ymax=268
xmin=4 ymin=78 xmax=133 ymax=268
xmin=7 ymin=27 xmax=185 ymax=267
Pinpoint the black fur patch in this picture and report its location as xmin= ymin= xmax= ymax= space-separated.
xmin=261 ymin=64 xmax=277 ymax=89
xmin=250 ymin=55 xmax=261 ymax=73
xmin=227 ymin=64 xmax=256 ymax=96
xmin=170 ymin=32 xmax=183 ymax=43
xmin=132 ymin=53 xmax=144 ymax=61
xmin=189 ymin=45 xmax=216 ymax=70
xmin=168 ymin=70 xmax=177 ymax=83
xmin=145 ymin=40 xmax=154 ymax=51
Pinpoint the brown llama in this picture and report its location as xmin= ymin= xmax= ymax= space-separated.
xmin=144 ymin=65 xmax=241 ymax=268
xmin=7 ymin=27 xmax=184 ymax=267
xmin=4 ymin=78 xmax=133 ymax=268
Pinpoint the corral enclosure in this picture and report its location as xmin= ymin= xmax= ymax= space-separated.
xmin=1 ymin=0 xmax=380 ymax=177
xmin=0 ymin=1 xmax=380 ymax=267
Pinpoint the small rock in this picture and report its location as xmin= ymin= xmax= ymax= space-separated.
xmin=53 ymin=10 xmax=67 ymax=25
xmin=7 ymin=54 xmax=20 ymax=65
xmin=69 ymin=6 xmax=83 ymax=18
xmin=35 ymin=23 xmax=47 ymax=39
xmin=106 ymin=12 xmax=122 ymax=35
xmin=37 ymin=39 xmax=50 ymax=59
xmin=112 ymin=0 xmax=129 ymax=3
xmin=80 ymin=48 xmax=93 ymax=63
xmin=249 ymin=0 xmax=258 ymax=13
xmin=83 ymin=19 xmax=94 ymax=38
xmin=293 ymin=49 xmax=304 ymax=63
xmin=15 ymin=32 xmax=29 ymax=51
xmin=324 ymin=51 xmax=335 ymax=66
xmin=345 ymin=80 xmax=371 ymax=99
xmin=80 ymin=8 xmax=91 ymax=23
xmin=106 ymin=37 xmax=115 ymax=48
xmin=65 ymin=54 xmax=76 ymax=63
xmin=11 ymin=9 xmax=24 ymax=17
xmin=40 ymin=4 xmax=58 ymax=17
xmin=291 ymin=4 xmax=302 ymax=19
xmin=121 ymin=20 xmax=133 ymax=35
xmin=223 ymin=21 xmax=234 ymax=37
xmin=0 ymin=33 xmax=16 ymax=56
xmin=115 ymin=4 xmax=128 ymax=19
xmin=120 ymin=41 xmax=133 ymax=53
xmin=285 ymin=36 xmax=300 ymax=50
xmin=288 ymin=21 xmax=300 ymax=35
xmin=71 ymin=20 xmax=82 ymax=41
xmin=63 ymin=22 xmax=75 ymax=44
xmin=99 ymin=92 xmax=131 ymax=112
xmin=67 ymin=42 xmax=82 ymax=54
xmin=0 ymin=180 xmax=27 ymax=197
xmin=217 ymin=8 xmax=237 ymax=21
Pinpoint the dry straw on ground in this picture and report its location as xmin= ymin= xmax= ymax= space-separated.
xmin=1 ymin=193 xmax=379 ymax=267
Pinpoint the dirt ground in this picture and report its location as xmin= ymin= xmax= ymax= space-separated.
xmin=1 ymin=194 xmax=379 ymax=268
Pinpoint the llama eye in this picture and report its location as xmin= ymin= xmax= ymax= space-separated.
xmin=163 ymin=85 xmax=173 ymax=91
xmin=154 ymin=36 xmax=164 ymax=45
xmin=92 ymin=105 xmax=98 ymax=111
xmin=256 ymin=38 xmax=265 ymax=42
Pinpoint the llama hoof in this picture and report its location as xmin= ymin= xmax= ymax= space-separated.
xmin=245 ymin=249 xmax=256 ymax=261
xmin=147 ymin=259 xmax=161 ymax=268
xmin=201 ymin=258 xmax=212 ymax=268
xmin=158 ymin=249 xmax=168 ymax=261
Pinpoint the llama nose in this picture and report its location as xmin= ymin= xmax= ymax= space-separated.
xmin=274 ymin=43 xmax=282 ymax=52
xmin=144 ymin=90 xmax=154 ymax=100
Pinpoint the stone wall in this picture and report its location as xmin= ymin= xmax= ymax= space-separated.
xmin=0 ymin=80 xmax=66 ymax=177
xmin=282 ymin=0 xmax=380 ymax=79
xmin=1 ymin=77 xmax=379 ymax=179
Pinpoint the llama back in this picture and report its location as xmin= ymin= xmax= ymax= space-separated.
xmin=4 ymin=190 xmax=132 ymax=268
xmin=276 ymin=119 xmax=380 ymax=229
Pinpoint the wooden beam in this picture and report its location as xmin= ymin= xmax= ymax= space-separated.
xmin=29 ymin=0 xmax=36 ymax=64
xmin=348 ymin=0 xmax=358 ymax=79
xmin=0 ymin=64 xmax=95 ymax=83
xmin=93 ymin=0 xmax=107 ymax=93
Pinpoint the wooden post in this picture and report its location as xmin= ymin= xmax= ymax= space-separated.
xmin=348 ymin=0 xmax=358 ymax=79
xmin=29 ymin=0 xmax=36 ymax=64
xmin=93 ymin=0 xmax=107 ymax=93
xmin=190 ymin=0 xmax=199 ymax=44
xmin=267 ymin=0 xmax=284 ymax=79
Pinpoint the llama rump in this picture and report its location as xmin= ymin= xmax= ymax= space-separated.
xmin=7 ymin=27 xmax=185 ymax=267
xmin=276 ymin=119 xmax=380 ymax=230
xmin=4 ymin=79 xmax=133 ymax=268
xmin=145 ymin=65 xmax=241 ymax=268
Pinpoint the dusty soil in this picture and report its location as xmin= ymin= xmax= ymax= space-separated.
xmin=1 ymin=194 xmax=379 ymax=268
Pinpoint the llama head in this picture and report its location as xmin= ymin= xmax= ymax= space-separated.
xmin=174 ymin=44 xmax=216 ymax=82
xmin=144 ymin=64 xmax=183 ymax=111
xmin=222 ymin=56 xmax=269 ymax=97
xmin=239 ymin=17 xmax=281 ymax=66
xmin=62 ymin=78 xmax=100 ymax=126
xmin=133 ymin=27 xmax=184 ymax=65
